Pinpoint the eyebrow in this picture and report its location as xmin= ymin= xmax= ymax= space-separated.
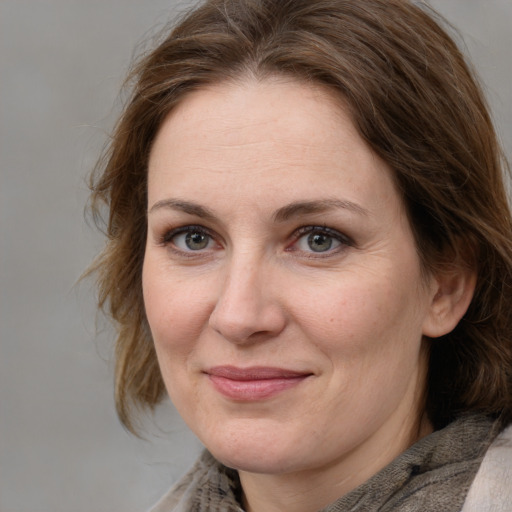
xmin=148 ymin=199 xmax=217 ymax=221
xmin=148 ymin=197 xmax=369 ymax=221
xmin=272 ymin=199 xmax=369 ymax=222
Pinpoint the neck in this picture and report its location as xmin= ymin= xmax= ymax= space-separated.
xmin=239 ymin=405 xmax=432 ymax=512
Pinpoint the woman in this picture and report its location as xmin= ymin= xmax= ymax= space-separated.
xmin=89 ymin=0 xmax=512 ymax=510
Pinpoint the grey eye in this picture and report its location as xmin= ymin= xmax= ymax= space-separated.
xmin=294 ymin=229 xmax=344 ymax=254
xmin=307 ymin=232 xmax=334 ymax=252
xmin=185 ymin=231 xmax=210 ymax=250
xmin=171 ymin=229 xmax=214 ymax=251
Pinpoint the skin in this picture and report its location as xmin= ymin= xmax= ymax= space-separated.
xmin=143 ymin=77 xmax=475 ymax=512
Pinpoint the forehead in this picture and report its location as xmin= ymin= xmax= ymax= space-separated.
xmin=150 ymin=77 xmax=354 ymax=159
xmin=147 ymin=77 xmax=400 ymax=216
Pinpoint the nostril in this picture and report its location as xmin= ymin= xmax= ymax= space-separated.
xmin=209 ymin=302 xmax=286 ymax=344
xmin=208 ymin=266 xmax=287 ymax=343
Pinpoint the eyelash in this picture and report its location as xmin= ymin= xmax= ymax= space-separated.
xmin=159 ymin=225 xmax=218 ymax=254
xmin=158 ymin=224 xmax=353 ymax=257
xmin=287 ymin=226 xmax=353 ymax=257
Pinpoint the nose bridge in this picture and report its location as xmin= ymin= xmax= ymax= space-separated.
xmin=209 ymin=248 xmax=285 ymax=343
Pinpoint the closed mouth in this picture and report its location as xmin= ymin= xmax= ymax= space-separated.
xmin=204 ymin=366 xmax=313 ymax=401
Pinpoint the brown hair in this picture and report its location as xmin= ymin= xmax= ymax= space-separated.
xmin=89 ymin=0 xmax=512 ymax=433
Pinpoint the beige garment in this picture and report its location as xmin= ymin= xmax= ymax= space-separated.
xmin=461 ymin=424 xmax=512 ymax=512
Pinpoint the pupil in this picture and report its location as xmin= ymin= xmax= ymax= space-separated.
xmin=308 ymin=233 xmax=332 ymax=252
xmin=186 ymin=231 xmax=208 ymax=250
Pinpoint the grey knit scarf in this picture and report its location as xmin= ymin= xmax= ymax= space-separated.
xmin=149 ymin=414 xmax=499 ymax=512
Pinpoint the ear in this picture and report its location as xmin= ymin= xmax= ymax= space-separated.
xmin=422 ymin=265 xmax=477 ymax=338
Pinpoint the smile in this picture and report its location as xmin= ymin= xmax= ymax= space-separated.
xmin=205 ymin=366 xmax=312 ymax=401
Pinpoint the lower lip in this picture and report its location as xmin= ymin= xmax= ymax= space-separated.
xmin=207 ymin=375 xmax=309 ymax=401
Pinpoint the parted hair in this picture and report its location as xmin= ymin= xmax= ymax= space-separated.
xmin=89 ymin=0 xmax=512 ymax=433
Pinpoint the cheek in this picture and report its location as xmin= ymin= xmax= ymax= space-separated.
xmin=295 ymin=276 xmax=428 ymax=427
xmin=292 ymin=270 xmax=425 ymax=364
xmin=142 ymin=259 xmax=211 ymax=357
xmin=142 ymin=262 xmax=215 ymax=408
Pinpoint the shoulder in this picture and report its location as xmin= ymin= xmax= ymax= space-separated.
xmin=146 ymin=451 xmax=243 ymax=512
xmin=462 ymin=422 xmax=512 ymax=512
xmin=145 ymin=453 xmax=209 ymax=512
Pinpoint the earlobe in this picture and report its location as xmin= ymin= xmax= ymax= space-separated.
xmin=422 ymin=266 xmax=477 ymax=338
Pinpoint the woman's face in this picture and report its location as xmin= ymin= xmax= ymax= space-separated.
xmin=143 ymin=78 xmax=438 ymax=483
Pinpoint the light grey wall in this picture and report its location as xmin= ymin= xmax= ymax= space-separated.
xmin=1 ymin=1 xmax=510 ymax=511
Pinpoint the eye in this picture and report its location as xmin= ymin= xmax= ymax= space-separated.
xmin=291 ymin=226 xmax=351 ymax=255
xmin=163 ymin=226 xmax=217 ymax=252
xmin=297 ymin=231 xmax=341 ymax=253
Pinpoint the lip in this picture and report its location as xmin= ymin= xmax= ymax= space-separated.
xmin=205 ymin=366 xmax=312 ymax=401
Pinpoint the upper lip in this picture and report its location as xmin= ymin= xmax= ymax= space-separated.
xmin=205 ymin=366 xmax=312 ymax=381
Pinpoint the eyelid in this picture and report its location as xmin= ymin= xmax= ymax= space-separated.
xmin=292 ymin=225 xmax=353 ymax=244
xmin=159 ymin=224 xmax=211 ymax=243
xmin=287 ymin=225 xmax=353 ymax=255
xmin=158 ymin=224 xmax=223 ymax=257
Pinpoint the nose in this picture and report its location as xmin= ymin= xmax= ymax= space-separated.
xmin=209 ymin=255 xmax=287 ymax=344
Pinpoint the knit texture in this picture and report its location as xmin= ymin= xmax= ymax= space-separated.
xmin=148 ymin=414 xmax=499 ymax=512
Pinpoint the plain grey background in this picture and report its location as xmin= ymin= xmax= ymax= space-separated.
xmin=1 ymin=1 xmax=511 ymax=511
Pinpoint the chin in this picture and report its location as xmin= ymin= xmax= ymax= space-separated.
xmin=200 ymin=424 xmax=310 ymax=474
xmin=213 ymin=448 xmax=299 ymax=475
